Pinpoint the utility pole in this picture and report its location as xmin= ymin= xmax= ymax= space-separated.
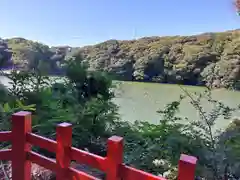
xmin=133 ymin=28 xmax=137 ymax=40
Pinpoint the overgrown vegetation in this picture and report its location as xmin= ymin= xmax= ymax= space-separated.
xmin=1 ymin=29 xmax=240 ymax=90
xmin=0 ymin=53 xmax=239 ymax=180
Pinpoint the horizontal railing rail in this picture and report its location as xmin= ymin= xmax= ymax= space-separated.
xmin=0 ymin=111 xmax=197 ymax=180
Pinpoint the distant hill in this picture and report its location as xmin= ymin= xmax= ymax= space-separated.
xmin=1 ymin=29 xmax=240 ymax=89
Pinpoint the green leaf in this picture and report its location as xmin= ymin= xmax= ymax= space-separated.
xmin=3 ymin=103 xmax=11 ymax=113
xmin=16 ymin=99 xmax=24 ymax=108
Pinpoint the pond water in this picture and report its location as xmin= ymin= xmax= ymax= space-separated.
xmin=113 ymin=81 xmax=240 ymax=131
xmin=1 ymin=76 xmax=240 ymax=132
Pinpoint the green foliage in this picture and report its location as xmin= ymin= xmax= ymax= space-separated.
xmin=176 ymin=87 xmax=240 ymax=179
xmin=110 ymin=87 xmax=240 ymax=179
xmin=111 ymin=97 xmax=205 ymax=177
xmin=0 ymin=54 xmax=119 ymax=156
xmin=0 ymin=51 xmax=239 ymax=180
xmin=2 ymin=29 xmax=240 ymax=90
xmin=76 ymin=30 xmax=240 ymax=89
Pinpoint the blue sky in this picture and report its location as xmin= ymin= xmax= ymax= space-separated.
xmin=1 ymin=0 xmax=239 ymax=47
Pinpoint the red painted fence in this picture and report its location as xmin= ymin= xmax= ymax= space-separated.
xmin=0 ymin=111 xmax=198 ymax=180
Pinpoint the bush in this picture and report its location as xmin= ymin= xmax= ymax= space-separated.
xmin=0 ymin=55 xmax=119 ymax=156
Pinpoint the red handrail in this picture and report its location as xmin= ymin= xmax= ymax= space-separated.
xmin=0 ymin=111 xmax=198 ymax=180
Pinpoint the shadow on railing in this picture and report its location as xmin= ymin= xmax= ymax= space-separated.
xmin=0 ymin=111 xmax=198 ymax=180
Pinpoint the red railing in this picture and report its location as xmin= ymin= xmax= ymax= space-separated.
xmin=0 ymin=111 xmax=198 ymax=180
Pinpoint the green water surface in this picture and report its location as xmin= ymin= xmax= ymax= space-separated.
xmin=113 ymin=81 xmax=240 ymax=131
xmin=1 ymin=75 xmax=240 ymax=131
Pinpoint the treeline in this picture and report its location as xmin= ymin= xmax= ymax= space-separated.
xmin=1 ymin=29 xmax=240 ymax=89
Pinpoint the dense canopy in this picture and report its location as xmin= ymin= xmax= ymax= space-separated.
xmin=1 ymin=29 xmax=240 ymax=89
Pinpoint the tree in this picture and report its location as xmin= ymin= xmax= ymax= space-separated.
xmin=2 ymin=54 xmax=119 ymax=157
xmin=0 ymin=39 xmax=12 ymax=68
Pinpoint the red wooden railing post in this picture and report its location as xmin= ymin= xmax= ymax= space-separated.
xmin=12 ymin=111 xmax=32 ymax=180
xmin=56 ymin=122 xmax=72 ymax=180
xmin=106 ymin=136 xmax=123 ymax=180
xmin=178 ymin=154 xmax=198 ymax=180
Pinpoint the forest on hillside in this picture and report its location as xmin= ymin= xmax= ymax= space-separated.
xmin=1 ymin=29 xmax=240 ymax=89
xmin=0 ymin=32 xmax=240 ymax=179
